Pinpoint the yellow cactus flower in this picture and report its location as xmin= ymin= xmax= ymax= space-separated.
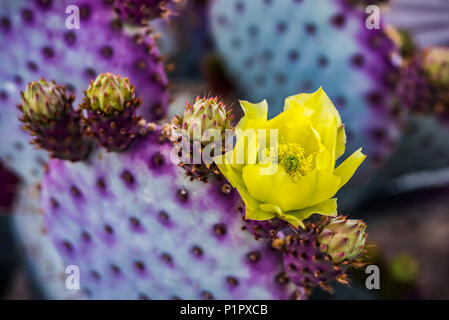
xmin=214 ymin=88 xmax=366 ymax=228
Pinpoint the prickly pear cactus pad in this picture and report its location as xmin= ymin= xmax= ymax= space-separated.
xmin=40 ymin=127 xmax=297 ymax=300
xmin=0 ymin=0 xmax=169 ymax=183
xmin=12 ymin=70 xmax=368 ymax=299
xmin=210 ymin=0 xmax=402 ymax=176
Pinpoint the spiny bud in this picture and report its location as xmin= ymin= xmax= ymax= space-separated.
xmin=83 ymin=73 xmax=135 ymax=115
xmin=81 ymin=73 xmax=142 ymax=152
xmin=317 ymin=216 xmax=367 ymax=264
xmin=422 ymin=47 xmax=449 ymax=86
xmin=18 ymin=79 xmax=90 ymax=161
xmin=181 ymin=96 xmax=231 ymax=144
xmin=20 ymin=78 xmax=67 ymax=123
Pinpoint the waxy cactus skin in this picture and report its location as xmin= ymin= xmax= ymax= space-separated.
xmin=14 ymin=72 xmax=368 ymax=299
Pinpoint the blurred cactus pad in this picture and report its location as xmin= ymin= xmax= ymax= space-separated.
xmin=210 ymin=0 xmax=402 ymax=176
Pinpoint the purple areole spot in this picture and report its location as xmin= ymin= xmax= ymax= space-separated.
xmin=120 ymin=169 xmax=135 ymax=188
xmin=366 ymin=91 xmax=384 ymax=106
xmin=0 ymin=90 xmax=8 ymax=100
xmin=330 ymin=13 xmax=346 ymax=28
xmin=213 ymin=223 xmax=227 ymax=237
xmin=305 ymin=23 xmax=316 ymax=35
xmin=13 ymin=75 xmax=22 ymax=84
xmin=110 ymin=18 xmax=123 ymax=32
xmin=70 ymin=185 xmax=82 ymax=198
xmin=148 ymin=152 xmax=165 ymax=172
xmin=129 ymin=216 xmax=145 ymax=233
xmin=85 ymin=68 xmax=97 ymax=79
xmin=100 ymin=45 xmax=114 ymax=59
xmin=36 ymin=0 xmax=53 ymax=10
xmin=318 ymin=56 xmax=328 ymax=68
xmin=336 ymin=96 xmax=347 ymax=109
xmin=161 ymin=253 xmax=173 ymax=265
xmin=50 ymin=197 xmax=59 ymax=209
xmin=0 ymin=17 xmax=11 ymax=32
xmin=135 ymin=59 xmax=147 ymax=71
xmin=371 ymin=127 xmax=387 ymax=142
xmin=42 ymin=46 xmax=55 ymax=58
xmin=27 ymin=61 xmax=38 ymax=72
xmin=191 ymin=245 xmax=203 ymax=258
xmin=64 ymin=31 xmax=76 ymax=46
xmin=81 ymin=231 xmax=91 ymax=243
xmin=62 ymin=240 xmax=73 ymax=254
xmin=226 ymin=276 xmax=239 ymax=288
xmin=79 ymin=4 xmax=91 ymax=21
xmin=134 ymin=261 xmax=146 ymax=275
xmin=351 ymin=53 xmax=365 ymax=68
xmin=104 ymin=224 xmax=114 ymax=235
xmin=201 ymin=291 xmax=213 ymax=300
xmin=21 ymin=9 xmax=34 ymax=23
xmin=247 ymin=250 xmax=261 ymax=263
xmin=157 ymin=210 xmax=171 ymax=227
xmin=90 ymin=270 xmax=101 ymax=281
xmin=276 ymin=272 xmax=290 ymax=286
xmin=96 ymin=177 xmax=106 ymax=191
xmin=277 ymin=22 xmax=287 ymax=33
xmin=138 ymin=293 xmax=150 ymax=300
xmin=176 ymin=188 xmax=188 ymax=203
xmin=235 ymin=1 xmax=244 ymax=13
xmin=288 ymin=50 xmax=300 ymax=62
xmin=110 ymin=264 xmax=121 ymax=276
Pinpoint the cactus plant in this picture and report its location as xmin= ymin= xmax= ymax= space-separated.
xmin=15 ymin=74 xmax=368 ymax=299
xmin=210 ymin=0 xmax=402 ymax=179
xmin=114 ymin=0 xmax=175 ymax=26
xmin=0 ymin=0 xmax=169 ymax=184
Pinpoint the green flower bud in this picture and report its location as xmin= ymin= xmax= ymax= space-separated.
xmin=317 ymin=216 xmax=367 ymax=264
xmin=181 ymin=96 xmax=231 ymax=143
xmin=20 ymin=78 xmax=67 ymax=123
xmin=84 ymin=73 xmax=135 ymax=115
xmin=422 ymin=47 xmax=449 ymax=86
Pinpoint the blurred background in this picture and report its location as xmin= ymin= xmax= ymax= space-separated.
xmin=1 ymin=0 xmax=449 ymax=299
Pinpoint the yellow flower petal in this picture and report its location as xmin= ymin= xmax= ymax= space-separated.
xmin=285 ymin=87 xmax=345 ymax=159
xmin=334 ymin=148 xmax=366 ymax=188
xmin=285 ymin=198 xmax=338 ymax=226
xmin=246 ymin=206 xmax=276 ymax=221
xmin=242 ymin=164 xmax=341 ymax=212
xmin=236 ymin=100 xmax=268 ymax=131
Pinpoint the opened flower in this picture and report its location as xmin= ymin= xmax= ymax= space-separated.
xmin=214 ymin=88 xmax=366 ymax=228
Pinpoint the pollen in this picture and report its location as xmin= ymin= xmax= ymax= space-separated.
xmin=274 ymin=141 xmax=317 ymax=181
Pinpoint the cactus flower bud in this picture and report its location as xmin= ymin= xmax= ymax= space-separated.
xmin=422 ymin=47 xmax=449 ymax=86
xmin=181 ymin=96 xmax=231 ymax=143
xmin=84 ymin=73 xmax=135 ymax=115
xmin=20 ymin=78 xmax=68 ymax=123
xmin=81 ymin=73 xmax=142 ymax=151
xmin=18 ymin=79 xmax=90 ymax=161
xmin=317 ymin=216 xmax=367 ymax=263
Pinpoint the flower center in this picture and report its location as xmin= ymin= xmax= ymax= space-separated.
xmin=283 ymin=155 xmax=300 ymax=173
xmin=276 ymin=142 xmax=316 ymax=181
